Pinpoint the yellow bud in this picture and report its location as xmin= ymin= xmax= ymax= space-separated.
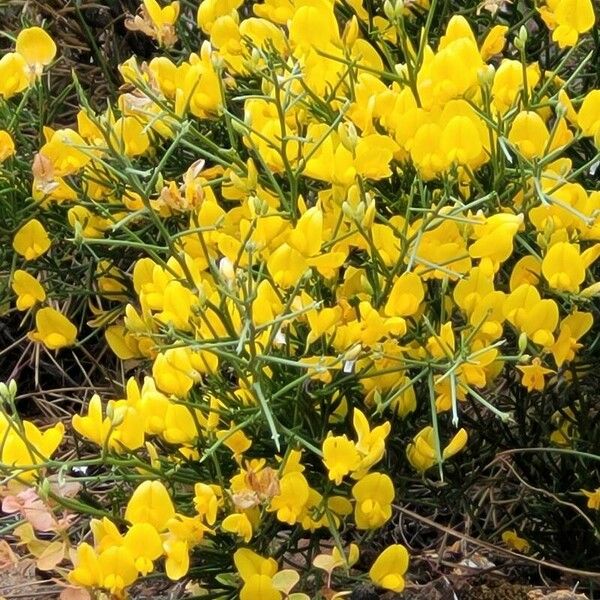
xmin=342 ymin=16 xmax=359 ymax=48
xmin=477 ymin=64 xmax=495 ymax=88
xmin=518 ymin=332 xmax=528 ymax=354
xmin=219 ymin=257 xmax=236 ymax=282
xmin=338 ymin=122 xmax=358 ymax=153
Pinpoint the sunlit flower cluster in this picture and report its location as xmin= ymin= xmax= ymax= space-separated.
xmin=2 ymin=0 xmax=600 ymax=596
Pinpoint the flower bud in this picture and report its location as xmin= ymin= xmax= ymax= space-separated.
xmin=342 ymin=201 xmax=355 ymax=220
xmin=249 ymin=194 xmax=268 ymax=217
xmin=338 ymin=121 xmax=358 ymax=153
xmin=514 ymin=26 xmax=528 ymax=51
xmin=342 ymin=16 xmax=359 ymax=48
xmin=384 ymin=0 xmax=404 ymax=20
xmin=518 ymin=332 xmax=528 ymax=354
xmin=383 ymin=0 xmax=396 ymax=21
xmin=111 ymin=411 xmax=125 ymax=428
xmin=344 ymin=343 xmax=362 ymax=362
xmin=362 ymin=196 xmax=376 ymax=229
xmin=219 ymin=257 xmax=236 ymax=283
xmin=477 ymin=64 xmax=495 ymax=88
xmin=555 ymin=101 xmax=567 ymax=119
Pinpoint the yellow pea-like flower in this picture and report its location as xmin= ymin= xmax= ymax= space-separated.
xmin=582 ymin=488 xmax=600 ymax=510
xmin=540 ymin=0 xmax=595 ymax=48
xmin=480 ymin=24 xmax=508 ymax=61
xmin=29 ymin=306 xmax=77 ymax=349
xmin=578 ymin=90 xmax=600 ymax=137
xmin=369 ymin=544 xmax=409 ymax=592
xmin=222 ymin=512 xmax=254 ymax=542
xmin=0 ymin=52 xmax=29 ymax=99
xmin=269 ymin=472 xmax=310 ymax=525
xmin=508 ymin=111 xmax=550 ymax=159
xmin=13 ymin=219 xmax=51 ymax=260
xmin=322 ymin=434 xmax=361 ymax=485
xmin=406 ymin=426 xmax=468 ymax=471
xmin=0 ymin=130 xmax=15 ymax=162
xmin=16 ymin=27 xmax=57 ymax=73
xmin=233 ymin=548 xmax=279 ymax=600
xmin=352 ymin=472 xmax=395 ymax=530
xmin=123 ymin=523 xmax=164 ymax=575
xmin=11 ymin=269 xmax=46 ymax=311
xmin=144 ymin=0 xmax=180 ymax=28
xmin=125 ymin=480 xmax=176 ymax=531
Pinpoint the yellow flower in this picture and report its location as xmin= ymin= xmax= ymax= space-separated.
xmin=269 ymin=472 xmax=310 ymax=524
xmin=163 ymin=537 xmax=190 ymax=580
xmin=73 ymin=392 xmax=145 ymax=452
xmin=112 ymin=116 xmax=150 ymax=157
xmin=29 ymin=307 xmax=77 ymax=349
xmin=15 ymin=27 xmax=57 ymax=76
xmin=13 ymin=219 xmax=51 ymax=261
xmin=508 ymin=111 xmax=549 ymax=159
xmin=542 ymin=241 xmax=600 ymax=293
xmin=0 ymin=52 xmax=29 ymax=99
xmin=253 ymin=0 xmax=294 ymax=24
xmin=267 ymin=243 xmax=309 ymax=289
xmin=384 ymin=272 xmax=425 ymax=317
xmin=314 ymin=543 xmax=360 ymax=575
xmin=11 ymin=270 xmax=46 ymax=310
xmin=144 ymin=0 xmax=180 ymax=28
xmin=551 ymin=311 xmax=593 ymax=367
xmin=127 ymin=0 xmax=180 ymax=46
xmin=217 ymin=425 xmax=252 ymax=459
xmin=40 ymin=128 xmax=91 ymax=176
xmin=98 ymin=546 xmax=138 ymax=593
xmin=582 ymin=488 xmax=600 ymax=510
xmin=469 ymin=212 xmax=523 ymax=274
xmin=503 ymin=284 xmax=558 ymax=348
xmin=222 ymin=512 xmax=254 ymax=542
xmin=175 ymin=45 xmax=222 ymax=118
xmin=152 ymin=348 xmax=201 ymax=397
xmin=578 ymin=90 xmax=600 ymax=138
xmin=197 ymin=0 xmax=242 ymax=34
xmin=509 ymin=256 xmax=542 ymax=290
xmin=406 ymin=426 xmax=468 ymax=471
xmin=123 ymin=522 xmax=164 ymax=575
xmin=155 ymin=280 xmax=197 ymax=330
xmin=0 ymin=130 xmax=15 ymax=161
xmin=125 ymin=480 xmax=176 ymax=531
xmin=550 ymin=406 xmax=577 ymax=447
xmin=369 ymin=544 xmax=410 ymax=592
xmin=67 ymin=206 xmax=111 ymax=239
xmin=322 ymin=434 xmax=361 ymax=485
xmin=234 ymin=548 xmax=281 ymax=600
xmin=501 ymin=529 xmax=530 ymax=553
xmin=0 ymin=413 xmax=64 ymax=481
xmin=544 ymin=0 xmax=595 ymax=48
xmin=352 ymin=409 xmax=391 ymax=478
xmin=68 ymin=543 xmax=103 ymax=588
xmin=352 ymin=472 xmax=394 ymax=529
xmin=480 ymin=24 xmax=508 ymax=61
xmin=304 ymin=124 xmax=398 ymax=193
xmin=517 ymin=358 xmax=554 ymax=392
xmin=194 ymin=483 xmax=221 ymax=525
xmin=492 ymin=59 xmax=540 ymax=114
xmin=72 ymin=394 xmax=110 ymax=447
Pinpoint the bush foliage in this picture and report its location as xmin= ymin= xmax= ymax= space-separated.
xmin=2 ymin=0 xmax=600 ymax=598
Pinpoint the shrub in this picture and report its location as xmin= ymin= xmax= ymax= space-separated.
xmin=2 ymin=0 xmax=600 ymax=598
